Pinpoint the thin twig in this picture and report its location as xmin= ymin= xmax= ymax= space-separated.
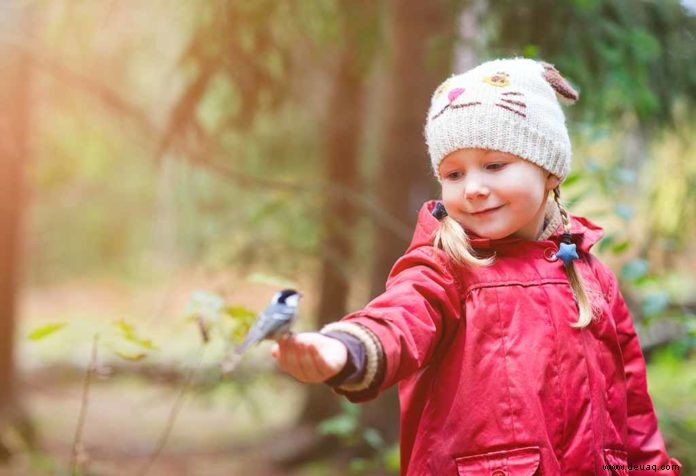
xmin=137 ymin=346 xmax=207 ymax=476
xmin=71 ymin=333 xmax=99 ymax=476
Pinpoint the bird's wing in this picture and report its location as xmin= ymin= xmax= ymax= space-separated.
xmin=235 ymin=310 xmax=270 ymax=354
xmin=235 ymin=304 xmax=297 ymax=354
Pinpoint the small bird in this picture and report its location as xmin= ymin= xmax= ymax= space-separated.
xmin=221 ymin=289 xmax=301 ymax=374
xmin=235 ymin=288 xmax=302 ymax=355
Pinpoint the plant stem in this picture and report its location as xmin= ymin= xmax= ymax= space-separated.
xmin=71 ymin=333 xmax=99 ymax=476
xmin=137 ymin=346 xmax=206 ymax=476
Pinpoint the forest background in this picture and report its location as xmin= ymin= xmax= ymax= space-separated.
xmin=1 ymin=0 xmax=695 ymax=475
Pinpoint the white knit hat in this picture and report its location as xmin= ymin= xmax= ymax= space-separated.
xmin=424 ymin=58 xmax=579 ymax=180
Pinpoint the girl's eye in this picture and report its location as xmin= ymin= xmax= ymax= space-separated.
xmin=445 ymin=171 xmax=463 ymax=180
xmin=486 ymin=162 xmax=506 ymax=171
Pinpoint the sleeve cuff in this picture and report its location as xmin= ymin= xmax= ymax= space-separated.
xmin=320 ymin=321 xmax=385 ymax=394
xmin=321 ymin=331 xmax=366 ymax=386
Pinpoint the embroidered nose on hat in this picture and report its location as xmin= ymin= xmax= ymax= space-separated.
xmin=424 ymin=58 xmax=579 ymax=181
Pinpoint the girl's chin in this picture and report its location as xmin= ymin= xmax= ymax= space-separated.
xmin=478 ymin=231 xmax=511 ymax=240
xmin=460 ymin=221 xmax=511 ymax=239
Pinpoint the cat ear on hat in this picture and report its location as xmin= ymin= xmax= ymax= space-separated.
xmin=540 ymin=62 xmax=579 ymax=105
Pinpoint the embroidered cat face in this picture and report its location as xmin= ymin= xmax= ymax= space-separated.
xmin=428 ymin=62 xmax=577 ymax=123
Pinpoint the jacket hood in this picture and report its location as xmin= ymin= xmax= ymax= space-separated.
xmin=408 ymin=200 xmax=605 ymax=254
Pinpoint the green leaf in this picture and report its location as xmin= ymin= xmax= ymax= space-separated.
xmin=521 ymin=44 xmax=539 ymax=59
xmin=572 ymin=0 xmax=600 ymax=11
xmin=123 ymin=334 xmax=158 ymax=350
xmin=562 ymin=172 xmax=582 ymax=187
xmin=349 ymin=458 xmax=371 ymax=472
xmin=610 ymin=239 xmax=631 ymax=255
xmin=113 ymin=320 xmax=159 ymax=350
xmin=114 ymin=319 xmax=136 ymax=336
xmin=224 ymin=306 xmax=257 ymax=320
xmin=383 ymin=443 xmax=401 ymax=471
xmin=28 ymin=322 xmax=67 ymax=341
xmin=597 ymin=234 xmax=615 ymax=253
xmin=317 ymin=414 xmax=356 ymax=437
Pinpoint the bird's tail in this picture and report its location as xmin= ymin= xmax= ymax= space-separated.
xmin=220 ymin=351 xmax=242 ymax=375
xmin=220 ymin=337 xmax=252 ymax=376
xmin=235 ymin=338 xmax=252 ymax=355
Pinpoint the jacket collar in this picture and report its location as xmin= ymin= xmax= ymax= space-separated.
xmin=410 ymin=200 xmax=605 ymax=254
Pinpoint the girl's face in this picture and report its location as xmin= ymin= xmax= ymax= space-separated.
xmin=439 ymin=148 xmax=560 ymax=240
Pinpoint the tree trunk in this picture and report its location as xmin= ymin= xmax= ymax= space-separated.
xmin=369 ymin=0 xmax=451 ymax=297
xmin=300 ymin=44 xmax=366 ymax=426
xmin=362 ymin=0 xmax=454 ymax=450
xmin=270 ymin=1 xmax=376 ymax=467
xmin=0 ymin=1 xmax=36 ymax=460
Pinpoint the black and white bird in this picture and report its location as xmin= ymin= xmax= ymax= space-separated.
xmin=235 ymin=288 xmax=302 ymax=355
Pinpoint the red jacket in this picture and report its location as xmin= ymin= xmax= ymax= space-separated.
xmin=334 ymin=201 xmax=680 ymax=475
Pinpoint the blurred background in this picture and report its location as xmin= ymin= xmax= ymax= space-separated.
xmin=1 ymin=0 xmax=695 ymax=474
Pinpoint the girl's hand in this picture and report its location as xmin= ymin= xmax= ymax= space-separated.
xmin=271 ymin=332 xmax=347 ymax=383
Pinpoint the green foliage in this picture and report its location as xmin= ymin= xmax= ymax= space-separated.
xmin=487 ymin=0 xmax=696 ymax=127
xmin=318 ymin=401 xmax=399 ymax=474
xmin=185 ymin=290 xmax=259 ymax=345
xmin=646 ymin=123 xmax=696 ymax=248
xmin=30 ymin=100 xmax=158 ymax=283
xmin=562 ymin=126 xmax=695 ymax=413
xmin=28 ymin=317 xmax=161 ymax=363
xmin=318 ymin=401 xmax=360 ymax=441
xmin=647 ymin=349 xmax=696 ymax=471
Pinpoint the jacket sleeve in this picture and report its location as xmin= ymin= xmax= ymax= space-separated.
xmin=606 ymin=268 xmax=681 ymax=475
xmin=320 ymin=246 xmax=462 ymax=403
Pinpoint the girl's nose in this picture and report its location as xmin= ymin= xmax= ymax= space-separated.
xmin=463 ymin=178 xmax=490 ymax=200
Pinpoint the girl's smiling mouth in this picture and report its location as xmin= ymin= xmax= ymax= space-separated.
xmin=470 ymin=205 xmax=504 ymax=217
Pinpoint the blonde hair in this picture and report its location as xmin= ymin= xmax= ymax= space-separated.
xmin=552 ymin=187 xmax=595 ymax=328
xmin=433 ymin=215 xmax=495 ymax=267
xmin=433 ymin=187 xmax=596 ymax=328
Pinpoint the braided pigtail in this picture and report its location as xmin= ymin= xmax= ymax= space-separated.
xmin=431 ymin=203 xmax=494 ymax=267
xmin=553 ymin=188 xmax=594 ymax=328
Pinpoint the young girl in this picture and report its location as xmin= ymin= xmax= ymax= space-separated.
xmin=271 ymin=58 xmax=681 ymax=475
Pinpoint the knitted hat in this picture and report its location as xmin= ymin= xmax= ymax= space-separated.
xmin=424 ymin=58 xmax=579 ymax=180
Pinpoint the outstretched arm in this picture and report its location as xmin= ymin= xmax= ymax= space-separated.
xmin=319 ymin=246 xmax=462 ymax=402
xmin=272 ymin=247 xmax=461 ymax=402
